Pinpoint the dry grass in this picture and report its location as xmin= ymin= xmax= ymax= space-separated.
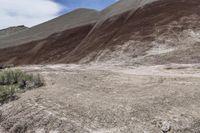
xmin=0 ymin=69 xmax=44 ymax=105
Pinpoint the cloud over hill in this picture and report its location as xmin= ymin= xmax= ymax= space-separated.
xmin=0 ymin=0 xmax=63 ymax=29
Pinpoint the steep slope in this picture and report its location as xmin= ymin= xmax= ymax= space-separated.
xmin=0 ymin=9 xmax=99 ymax=49
xmin=0 ymin=24 xmax=94 ymax=65
xmin=63 ymin=0 xmax=200 ymax=65
xmin=99 ymin=0 xmax=158 ymax=20
xmin=0 ymin=25 xmax=27 ymax=39
xmin=0 ymin=0 xmax=200 ymax=66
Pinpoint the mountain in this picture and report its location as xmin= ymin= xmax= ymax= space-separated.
xmin=0 ymin=8 xmax=99 ymax=49
xmin=0 ymin=0 xmax=200 ymax=66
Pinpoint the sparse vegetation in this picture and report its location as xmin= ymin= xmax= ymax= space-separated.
xmin=0 ymin=69 xmax=44 ymax=105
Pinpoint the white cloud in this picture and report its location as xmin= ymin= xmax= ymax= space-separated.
xmin=0 ymin=0 xmax=63 ymax=29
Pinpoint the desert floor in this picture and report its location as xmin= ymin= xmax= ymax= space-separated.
xmin=1 ymin=64 xmax=200 ymax=133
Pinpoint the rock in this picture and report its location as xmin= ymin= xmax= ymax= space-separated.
xmin=160 ymin=121 xmax=171 ymax=133
xmin=152 ymin=119 xmax=171 ymax=133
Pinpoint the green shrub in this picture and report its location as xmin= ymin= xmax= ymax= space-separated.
xmin=0 ymin=85 xmax=17 ymax=104
xmin=0 ymin=69 xmax=44 ymax=105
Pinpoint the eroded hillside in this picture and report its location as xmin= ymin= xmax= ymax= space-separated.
xmin=65 ymin=0 xmax=200 ymax=65
xmin=0 ymin=0 xmax=200 ymax=66
xmin=0 ymin=24 xmax=94 ymax=65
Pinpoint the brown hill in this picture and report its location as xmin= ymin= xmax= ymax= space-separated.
xmin=0 ymin=24 xmax=94 ymax=65
xmin=0 ymin=0 xmax=200 ymax=66
xmin=64 ymin=0 xmax=200 ymax=65
xmin=0 ymin=9 xmax=99 ymax=49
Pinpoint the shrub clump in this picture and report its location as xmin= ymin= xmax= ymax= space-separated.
xmin=0 ymin=69 xmax=44 ymax=105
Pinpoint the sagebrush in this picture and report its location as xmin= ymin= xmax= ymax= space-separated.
xmin=0 ymin=69 xmax=44 ymax=104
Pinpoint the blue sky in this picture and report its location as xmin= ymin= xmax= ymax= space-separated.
xmin=0 ymin=0 xmax=118 ymax=29
xmin=54 ymin=0 xmax=117 ymax=14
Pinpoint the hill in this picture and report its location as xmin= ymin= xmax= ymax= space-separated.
xmin=64 ymin=0 xmax=200 ymax=65
xmin=0 ymin=9 xmax=99 ymax=49
xmin=0 ymin=0 xmax=200 ymax=66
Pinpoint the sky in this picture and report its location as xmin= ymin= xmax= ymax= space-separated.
xmin=54 ymin=0 xmax=118 ymax=14
xmin=0 ymin=0 xmax=118 ymax=29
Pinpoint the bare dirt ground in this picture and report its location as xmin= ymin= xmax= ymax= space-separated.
xmin=1 ymin=64 xmax=200 ymax=133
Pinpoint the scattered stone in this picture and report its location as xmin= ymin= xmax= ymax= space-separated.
xmin=152 ymin=119 xmax=171 ymax=133
xmin=159 ymin=121 xmax=171 ymax=133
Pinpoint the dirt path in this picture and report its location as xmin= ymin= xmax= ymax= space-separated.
xmin=1 ymin=64 xmax=200 ymax=133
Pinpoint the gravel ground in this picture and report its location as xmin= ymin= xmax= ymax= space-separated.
xmin=1 ymin=64 xmax=200 ymax=133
